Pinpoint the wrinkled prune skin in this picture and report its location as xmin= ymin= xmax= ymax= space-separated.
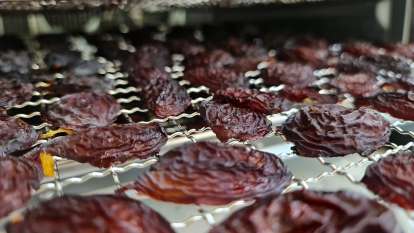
xmin=0 ymin=77 xmax=33 ymax=108
xmin=44 ymin=50 xmax=81 ymax=71
xmin=0 ymin=157 xmax=41 ymax=218
xmin=355 ymin=92 xmax=414 ymax=121
xmin=331 ymin=72 xmax=379 ymax=97
xmin=209 ymin=190 xmax=400 ymax=233
xmin=185 ymin=67 xmax=249 ymax=91
xmin=118 ymin=141 xmax=292 ymax=205
xmin=337 ymin=54 xmax=411 ymax=75
xmin=29 ymin=123 xmax=167 ymax=168
xmin=362 ymin=151 xmax=414 ymax=210
xmin=0 ymin=50 xmax=32 ymax=74
xmin=263 ymin=62 xmax=317 ymax=87
xmin=224 ymin=37 xmax=269 ymax=72
xmin=47 ymin=75 xmax=115 ymax=96
xmin=130 ymin=43 xmax=171 ymax=70
xmin=280 ymin=86 xmax=338 ymax=104
xmin=199 ymin=101 xmax=272 ymax=142
xmin=214 ymin=87 xmax=292 ymax=114
xmin=44 ymin=92 xmax=121 ymax=130
xmin=6 ymin=195 xmax=175 ymax=233
xmin=0 ymin=109 xmax=38 ymax=156
xmin=279 ymin=46 xmax=329 ymax=68
xmin=133 ymin=68 xmax=191 ymax=118
xmin=186 ymin=49 xmax=235 ymax=68
xmin=282 ymin=104 xmax=390 ymax=157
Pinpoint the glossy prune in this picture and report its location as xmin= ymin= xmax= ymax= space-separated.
xmin=184 ymin=67 xmax=249 ymax=91
xmin=29 ymin=123 xmax=167 ymax=168
xmin=355 ymin=92 xmax=414 ymax=121
xmin=133 ymin=68 xmax=191 ymax=118
xmin=0 ymin=50 xmax=32 ymax=74
xmin=362 ymin=151 xmax=414 ymax=209
xmin=185 ymin=49 xmax=235 ymax=68
xmin=214 ymin=87 xmax=292 ymax=114
xmin=44 ymin=92 xmax=121 ymax=130
xmin=331 ymin=72 xmax=379 ymax=97
xmin=209 ymin=190 xmax=400 ymax=233
xmin=282 ymin=104 xmax=390 ymax=157
xmin=280 ymin=86 xmax=338 ymax=104
xmin=199 ymin=101 xmax=272 ymax=142
xmin=0 ymin=109 xmax=38 ymax=156
xmin=6 ymin=195 xmax=175 ymax=233
xmin=263 ymin=62 xmax=317 ymax=87
xmin=0 ymin=77 xmax=33 ymax=108
xmin=118 ymin=141 xmax=292 ymax=205
xmin=0 ymin=157 xmax=41 ymax=218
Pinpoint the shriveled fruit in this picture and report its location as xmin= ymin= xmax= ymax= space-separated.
xmin=282 ymin=104 xmax=390 ymax=157
xmin=199 ymin=101 xmax=272 ymax=142
xmin=0 ymin=77 xmax=33 ymax=108
xmin=209 ymin=190 xmax=400 ymax=233
xmin=185 ymin=67 xmax=249 ymax=91
xmin=6 ymin=195 xmax=175 ymax=233
xmin=263 ymin=62 xmax=316 ymax=87
xmin=331 ymin=72 xmax=379 ymax=97
xmin=118 ymin=141 xmax=292 ymax=205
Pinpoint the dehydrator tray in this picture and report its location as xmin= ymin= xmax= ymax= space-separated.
xmin=0 ymin=32 xmax=413 ymax=233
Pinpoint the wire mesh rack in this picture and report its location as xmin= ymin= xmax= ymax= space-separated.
xmin=0 ymin=31 xmax=413 ymax=233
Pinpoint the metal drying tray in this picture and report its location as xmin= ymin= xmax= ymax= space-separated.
xmin=0 ymin=34 xmax=413 ymax=233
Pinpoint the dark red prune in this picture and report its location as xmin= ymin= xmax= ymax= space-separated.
xmin=263 ymin=62 xmax=317 ymax=88
xmin=0 ymin=157 xmax=41 ymax=218
xmin=381 ymin=79 xmax=414 ymax=93
xmin=0 ymin=50 xmax=32 ymax=74
xmin=382 ymin=43 xmax=414 ymax=60
xmin=133 ymin=68 xmax=191 ymax=118
xmin=185 ymin=49 xmax=235 ymax=68
xmin=44 ymin=50 xmax=81 ymax=71
xmin=214 ymin=87 xmax=292 ymax=114
xmin=199 ymin=101 xmax=272 ymax=142
xmin=342 ymin=41 xmax=383 ymax=57
xmin=209 ymin=190 xmax=400 ymax=233
xmin=362 ymin=151 xmax=414 ymax=210
xmin=0 ymin=109 xmax=38 ymax=156
xmin=184 ymin=67 xmax=249 ymax=91
xmin=6 ymin=195 xmax=175 ymax=233
xmin=0 ymin=77 xmax=33 ymax=108
xmin=129 ymin=43 xmax=171 ymax=70
xmin=27 ymin=123 xmax=167 ymax=168
xmin=44 ymin=92 xmax=121 ymax=130
xmin=118 ymin=141 xmax=292 ymax=205
xmin=337 ymin=54 xmax=411 ymax=75
xmin=278 ymin=46 xmax=329 ymax=68
xmin=282 ymin=104 xmax=390 ymax=157
xmin=169 ymin=39 xmax=206 ymax=57
xmin=331 ymin=72 xmax=380 ymax=97
xmin=47 ymin=74 xmax=115 ymax=96
xmin=355 ymin=92 xmax=414 ymax=121
xmin=280 ymin=86 xmax=338 ymax=104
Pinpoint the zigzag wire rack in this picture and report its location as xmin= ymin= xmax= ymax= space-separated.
xmin=0 ymin=33 xmax=414 ymax=233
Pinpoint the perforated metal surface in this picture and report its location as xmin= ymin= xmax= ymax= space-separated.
xmin=0 ymin=33 xmax=413 ymax=233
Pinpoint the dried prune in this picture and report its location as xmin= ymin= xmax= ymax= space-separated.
xmin=47 ymin=75 xmax=115 ymax=96
xmin=185 ymin=49 xmax=235 ymax=68
xmin=214 ymin=87 xmax=292 ymax=114
xmin=0 ymin=76 xmax=33 ymax=108
xmin=199 ymin=101 xmax=272 ymax=142
xmin=44 ymin=92 xmax=121 ymax=130
xmin=331 ymin=72 xmax=380 ymax=97
xmin=224 ymin=37 xmax=268 ymax=71
xmin=169 ymin=39 xmax=206 ymax=57
xmin=0 ymin=50 xmax=32 ymax=74
xmin=6 ymin=195 xmax=175 ymax=233
xmin=185 ymin=67 xmax=249 ymax=91
xmin=133 ymin=68 xmax=191 ymax=118
xmin=337 ymin=54 xmax=411 ymax=75
xmin=342 ymin=41 xmax=383 ymax=57
xmin=0 ymin=109 xmax=38 ymax=156
xmin=263 ymin=62 xmax=317 ymax=87
xmin=118 ymin=141 xmax=292 ymax=205
xmin=44 ymin=50 xmax=81 ymax=71
xmin=382 ymin=43 xmax=414 ymax=60
xmin=69 ymin=59 xmax=106 ymax=76
xmin=280 ymin=86 xmax=338 ymax=104
xmin=381 ymin=79 xmax=414 ymax=93
xmin=282 ymin=104 xmax=390 ymax=157
xmin=362 ymin=151 xmax=414 ymax=210
xmin=0 ymin=157 xmax=41 ymax=218
xmin=279 ymin=46 xmax=329 ymax=68
xmin=129 ymin=43 xmax=171 ymax=70
xmin=355 ymin=92 xmax=414 ymax=121
xmin=209 ymin=190 xmax=400 ymax=233
xmin=28 ymin=123 xmax=167 ymax=168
